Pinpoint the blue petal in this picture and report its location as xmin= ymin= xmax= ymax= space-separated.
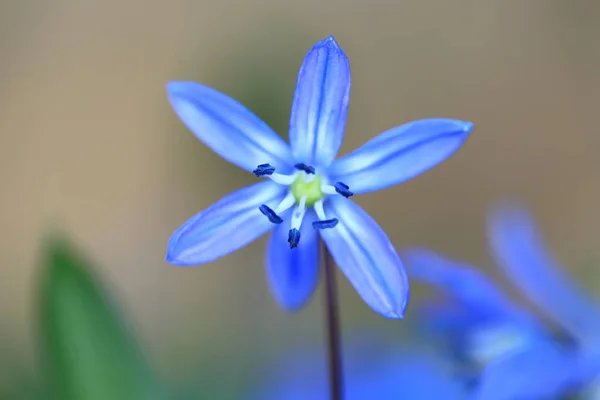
xmin=288 ymin=36 xmax=351 ymax=168
xmin=319 ymin=197 xmax=409 ymax=318
xmin=328 ymin=119 xmax=473 ymax=194
xmin=474 ymin=342 xmax=583 ymax=400
xmin=166 ymin=181 xmax=285 ymax=265
xmin=348 ymin=351 xmax=465 ymax=400
xmin=414 ymin=299 xmax=549 ymax=371
xmin=167 ymin=81 xmax=293 ymax=173
xmin=403 ymin=248 xmax=541 ymax=329
xmin=404 ymin=248 xmax=547 ymax=365
xmin=266 ymin=211 xmax=320 ymax=311
xmin=488 ymin=202 xmax=600 ymax=347
xmin=416 ymin=300 xmax=483 ymax=336
xmin=253 ymin=337 xmax=465 ymax=400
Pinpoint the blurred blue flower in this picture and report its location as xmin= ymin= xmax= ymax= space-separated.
xmin=404 ymin=202 xmax=600 ymax=399
xmin=165 ymin=35 xmax=473 ymax=318
xmin=250 ymin=336 xmax=467 ymax=400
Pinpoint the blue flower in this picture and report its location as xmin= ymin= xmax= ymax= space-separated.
xmin=249 ymin=336 xmax=466 ymax=400
xmin=487 ymin=202 xmax=600 ymax=398
xmin=487 ymin=202 xmax=600 ymax=352
xmin=403 ymin=202 xmax=600 ymax=399
xmin=404 ymin=248 xmax=579 ymax=400
xmin=165 ymin=36 xmax=473 ymax=318
xmin=403 ymin=250 xmax=539 ymax=353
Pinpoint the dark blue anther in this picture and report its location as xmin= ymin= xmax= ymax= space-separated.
xmin=334 ymin=182 xmax=353 ymax=198
xmin=312 ymin=218 xmax=339 ymax=230
xmin=253 ymin=163 xmax=275 ymax=177
xmin=288 ymin=228 xmax=301 ymax=248
xmin=259 ymin=205 xmax=283 ymax=224
xmin=294 ymin=163 xmax=315 ymax=174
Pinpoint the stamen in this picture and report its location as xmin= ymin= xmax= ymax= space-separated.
xmin=259 ymin=205 xmax=283 ymax=224
xmin=334 ymin=182 xmax=353 ymax=198
xmin=275 ymin=192 xmax=296 ymax=214
xmin=253 ymin=163 xmax=275 ymax=177
xmin=321 ymin=182 xmax=353 ymax=198
xmin=303 ymin=173 xmax=316 ymax=183
xmin=286 ymin=196 xmax=308 ymax=248
xmin=313 ymin=218 xmax=339 ymax=230
xmin=291 ymin=196 xmax=307 ymax=229
xmin=312 ymin=200 xmax=339 ymax=230
xmin=288 ymin=228 xmax=301 ymax=248
xmin=294 ymin=163 xmax=315 ymax=174
xmin=321 ymin=185 xmax=338 ymax=195
xmin=314 ymin=199 xmax=327 ymax=221
xmin=269 ymin=172 xmax=297 ymax=185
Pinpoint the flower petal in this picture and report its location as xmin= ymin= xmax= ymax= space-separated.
xmin=266 ymin=211 xmax=320 ymax=311
xmin=488 ymin=202 xmax=600 ymax=347
xmin=167 ymin=81 xmax=292 ymax=173
xmin=403 ymin=248 xmax=540 ymax=328
xmin=166 ymin=181 xmax=285 ymax=265
xmin=288 ymin=36 xmax=351 ymax=168
xmin=328 ymin=119 xmax=473 ymax=194
xmin=474 ymin=342 xmax=582 ymax=400
xmin=404 ymin=248 xmax=547 ymax=365
xmin=320 ymin=197 xmax=408 ymax=318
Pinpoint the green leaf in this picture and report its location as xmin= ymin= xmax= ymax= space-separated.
xmin=38 ymin=234 xmax=164 ymax=400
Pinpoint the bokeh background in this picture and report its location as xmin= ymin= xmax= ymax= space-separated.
xmin=1 ymin=0 xmax=599 ymax=398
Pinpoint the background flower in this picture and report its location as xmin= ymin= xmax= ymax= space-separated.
xmin=249 ymin=335 xmax=467 ymax=400
xmin=404 ymin=203 xmax=600 ymax=399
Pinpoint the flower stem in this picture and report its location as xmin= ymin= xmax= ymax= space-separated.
xmin=321 ymin=240 xmax=343 ymax=400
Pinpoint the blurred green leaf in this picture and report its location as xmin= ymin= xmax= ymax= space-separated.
xmin=38 ymin=234 xmax=164 ymax=400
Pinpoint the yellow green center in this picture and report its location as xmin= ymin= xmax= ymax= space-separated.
xmin=291 ymin=174 xmax=324 ymax=206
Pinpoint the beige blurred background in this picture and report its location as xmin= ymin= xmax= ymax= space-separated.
xmin=1 ymin=0 xmax=599 ymax=392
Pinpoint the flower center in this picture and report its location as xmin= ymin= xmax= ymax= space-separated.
xmin=253 ymin=163 xmax=353 ymax=248
xmin=290 ymin=173 xmax=324 ymax=207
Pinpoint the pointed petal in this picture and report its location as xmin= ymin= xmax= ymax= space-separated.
xmin=403 ymin=248 xmax=540 ymax=329
xmin=166 ymin=181 xmax=285 ymax=265
xmin=167 ymin=81 xmax=292 ymax=173
xmin=289 ymin=36 xmax=351 ymax=168
xmin=488 ymin=202 xmax=600 ymax=347
xmin=474 ymin=343 xmax=582 ymax=400
xmin=266 ymin=211 xmax=320 ymax=311
xmin=328 ymin=119 xmax=473 ymax=194
xmin=320 ymin=198 xmax=409 ymax=318
xmin=404 ymin=248 xmax=548 ymax=366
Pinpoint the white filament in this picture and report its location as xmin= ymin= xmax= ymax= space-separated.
xmin=269 ymin=172 xmax=297 ymax=185
xmin=291 ymin=196 xmax=307 ymax=230
xmin=314 ymin=199 xmax=327 ymax=221
xmin=275 ymin=191 xmax=296 ymax=214
xmin=321 ymin=184 xmax=338 ymax=195
xmin=303 ymin=172 xmax=316 ymax=182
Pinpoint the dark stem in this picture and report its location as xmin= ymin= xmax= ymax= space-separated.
xmin=321 ymin=240 xmax=344 ymax=400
